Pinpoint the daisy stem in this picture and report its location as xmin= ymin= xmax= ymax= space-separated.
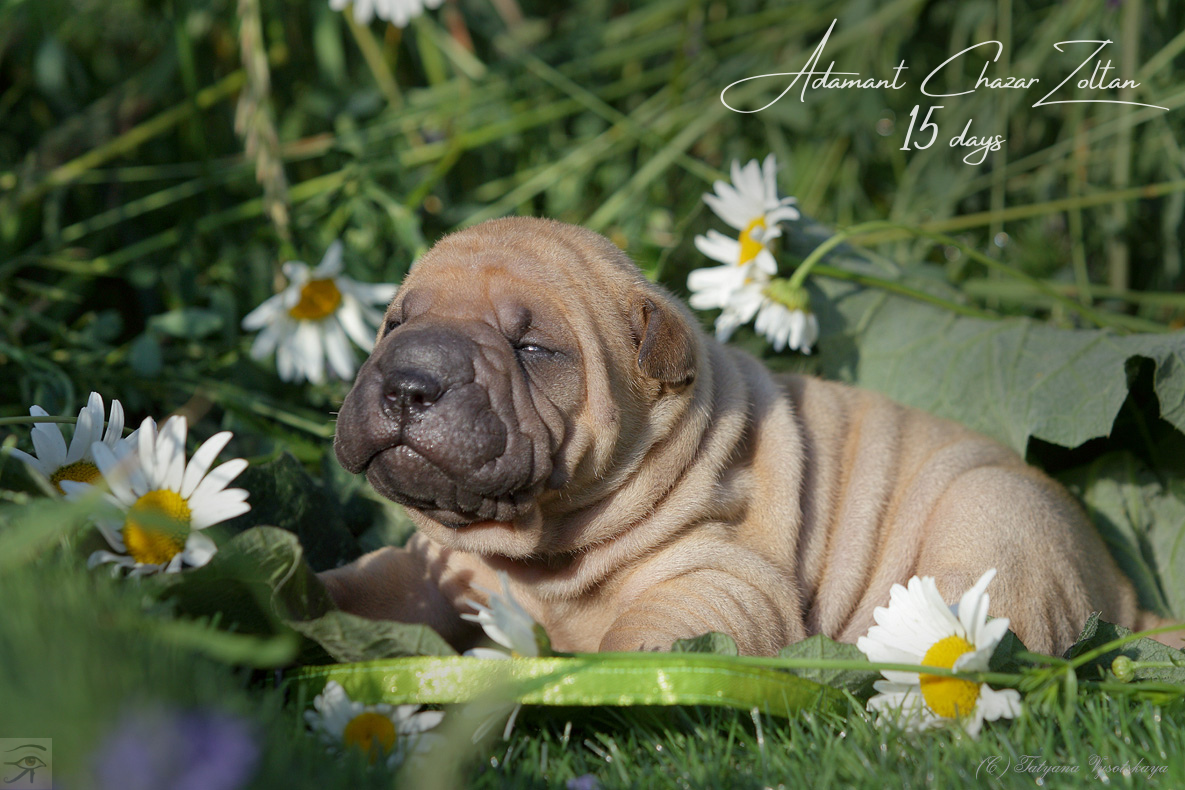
xmin=0 ymin=415 xmax=81 ymax=427
xmin=1064 ymin=623 xmax=1185 ymax=672
xmin=804 ymin=265 xmax=998 ymax=320
xmin=790 ymin=220 xmax=1161 ymax=332
xmin=345 ymin=12 xmax=404 ymax=111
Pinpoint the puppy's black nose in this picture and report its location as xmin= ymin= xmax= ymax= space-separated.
xmin=384 ymin=368 xmax=444 ymax=411
xmin=375 ymin=324 xmax=478 ymax=416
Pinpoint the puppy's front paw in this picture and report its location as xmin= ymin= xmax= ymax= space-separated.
xmin=316 ymin=569 xmax=349 ymax=611
xmin=598 ymin=627 xmax=672 ymax=653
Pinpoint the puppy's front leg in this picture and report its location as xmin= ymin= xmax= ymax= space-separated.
xmin=317 ymin=533 xmax=479 ymax=648
xmin=599 ymin=565 xmax=801 ymax=656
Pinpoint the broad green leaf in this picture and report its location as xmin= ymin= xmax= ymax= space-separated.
xmin=989 ymin=629 xmax=1030 ymax=675
xmin=1065 ymin=613 xmax=1185 ymax=684
xmin=815 ymin=276 xmax=1185 ymax=454
xmin=156 ymin=527 xmax=456 ymax=663
xmin=221 ymin=453 xmax=360 ymax=572
xmin=1060 ymin=452 xmax=1185 ymax=619
xmin=288 ymin=610 xmax=456 ymax=663
xmin=153 ymin=526 xmax=334 ymax=635
xmin=671 ymin=632 xmax=739 ymax=655
xmin=777 ymin=635 xmax=878 ymax=697
xmin=128 ymin=332 xmax=162 ymax=377
xmin=149 ymin=307 xmax=223 ymax=338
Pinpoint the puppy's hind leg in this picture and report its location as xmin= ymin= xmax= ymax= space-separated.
xmin=912 ymin=464 xmax=1144 ymax=656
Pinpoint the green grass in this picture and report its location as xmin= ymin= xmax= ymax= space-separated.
xmin=5 ymin=550 xmax=1183 ymax=788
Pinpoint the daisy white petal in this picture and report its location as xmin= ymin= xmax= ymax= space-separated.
xmin=242 ymin=295 xmax=286 ymax=331
xmin=294 ymin=321 xmax=327 ymax=385
xmin=137 ymin=417 xmax=159 ymax=487
xmin=12 ymin=394 xmax=135 ymax=495
xmin=181 ymin=431 xmax=234 ymax=499
xmin=857 ymin=568 xmax=1021 ymax=737
xmin=190 ymin=491 xmax=251 ymax=530
xmin=703 ymin=154 xmax=800 ymax=234
xmin=461 ymin=573 xmax=542 ymax=657
xmin=305 ymin=681 xmax=443 ymax=765
xmin=314 ymin=240 xmax=344 ymax=277
xmin=65 ymin=392 xmax=103 ymax=464
xmin=688 ymin=264 xmax=748 ymax=310
xmin=7 ymin=447 xmax=48 ymax=479
xmin=189 ymin=459 xmax=249 ymax=505
xmin=337 ymin=278 xmax=397 ymax=306
xmin=58 ymin=479 xmax=95 ymax=500
xmin=280 ymin=260 xmax=312 ymax=285
xmin=84 ymin=422 xmax=250 ymax=576
xmin=336 ymin=296 xmax=380 ymax=349
xmin=243 ymin=242 xmax=397 ymax=384
xmin=88 ymin=550 xmax=137 ymax=572
xmin=958 ymin=568 xmax=998 ymax=641
xmin=182 ymin=530 xmax=218 ymax=568
xmin=156 ymin=416 xmax=189 ymax=493
xmin=694 ymin=230 xmax=743 ymax=266
xmin=249 ymin=320 xmax=285 ymax=360
xmin=323 ymin=319 xmax=358 ymax=381
xmin=463 ymin=647 xmax=513 ymax=660
xmin=29 ymin=407 xmax=69 ymax=472
xmin=276 ymin=342 xmax=298 ymax=382
xmin=978 ymin=685 xmax=1023 ymax=722
xmin=103 ymin=399 xmax=126 ymax=448
xmin=91 ymin=441 xmax=137 ymax=505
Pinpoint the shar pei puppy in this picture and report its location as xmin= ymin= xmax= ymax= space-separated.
xmin=322 ymin=216 xmax=1179 ymax=656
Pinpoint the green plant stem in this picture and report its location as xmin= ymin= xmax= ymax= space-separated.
xmin=16 ymin=68 xmax=262 ymax=206
xmin=344 ymin=11 xmax=403 ymax=110
xmin=0 ymin=415 xmax=79 ymax=427
xmin=1066 ymin=624 xmax=1185 ymax=672
xmin=963 ymin=278 xmax=1185 ymax=310
xmin=856 ymin=179 xmax=1185 ymax=243
xmin=807 ymin=265 xmax=997 ymax=320
xmin=793 ymin=220 xmax=1165 ymax=332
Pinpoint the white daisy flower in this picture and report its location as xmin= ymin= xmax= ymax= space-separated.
xmin=461 ymin=572 xmax=543 ymax=659
xmin=305 ymin=681 xmax=443 ymax=767
xmin=329 ymin=0 xmax=444 ymax=27
xmin=689 ymin=238 xmax=817 ymax=353
xmin=754 ymin=281 xmax=818 ymax=354
xmin=702 ymin=153 xmax=800 ymax=248
xmin=856 ymin=568 xmax=1023 ymax=738
xmin=7 ymin=392 xmax=130 ymax=495
xmin=693 ymin=229 xmax=780 ymax=278
xmin=689 ymin=233 xmax=773 ymax=343
xmin=71 ymin=416 xmax=250 ymax=576
xmin=241 ymin=241 xmax=396 ymax=386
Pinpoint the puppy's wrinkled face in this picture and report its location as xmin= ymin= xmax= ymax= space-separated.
xmin=335 ymin=251 xmax=584 ymax=548
xmin=334 ymin=218 xmax=696 ymax=558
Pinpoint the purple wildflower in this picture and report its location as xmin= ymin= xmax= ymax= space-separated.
xmin=90 ymin=706 xmax=259 ymax=790
xmin=566 ymin=775 xmax=602 ymax=790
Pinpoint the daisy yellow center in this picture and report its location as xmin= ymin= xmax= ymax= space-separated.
xmin=343 ymin=712 xmax=397 ymax=762
xmin=919 ymin=635 xmax=981 ymax=719
xmin=737 ymin=217 xmax=767 ymax=265
xmin=288 ymin=278 xmax=342 ymax=321
xmin=122 ymin=489 xmax=191 ymax=566
xmin=49 ymin=460 xmax=102 ymax=494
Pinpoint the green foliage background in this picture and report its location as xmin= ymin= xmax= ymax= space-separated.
xmin=2 ymin=0 xmax=1185 ymax=787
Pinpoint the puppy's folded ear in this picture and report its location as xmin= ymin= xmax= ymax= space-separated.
xmin=630 ymin=294 xmax=696 ymax=385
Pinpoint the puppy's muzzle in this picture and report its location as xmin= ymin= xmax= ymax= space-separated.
xmin=335 ymin=323 xmax=543 ymax=527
